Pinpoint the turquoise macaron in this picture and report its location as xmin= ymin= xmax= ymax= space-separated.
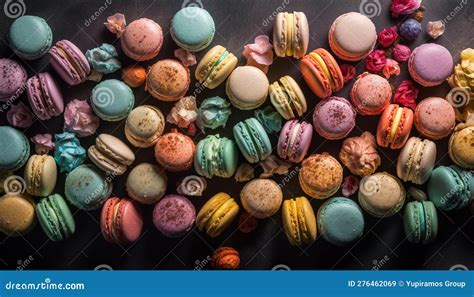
xmin=171 ymin=7 xmax=215 ymax=52
xmin=91 ymin=79 xmax=134 ymax=121
xmin=36 ymin=194 xmax=75 ymax=241
xmin=317 ymin=197 xmax=365 ymax=246
xmin=403 ymin=201 xmax=438 ymax=244
xmin=9 ymin=15 xmax=52 ymax=60
xmin=233 ymin=118 xmax=272 ymax=163
xmin=427 ymin=165 xmax=473 ymax=211
xmin=65 ymin=164 xmax=112 ymax=210
xmin=194 ymin=135 xmax=238 ymax=178
xmin=0 ymin=126 xmax=30 ymax=171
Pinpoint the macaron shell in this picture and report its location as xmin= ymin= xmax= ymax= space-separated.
xmin=49 ymin=40 xmax=90 ymax=85
xmin=146 ymin=59 xmax=190 ymax=101
xmin=118 ymin=199 xmax=143 ymax=243
xmin=9 ymin=15 xmax=52 ymax=60
xmin=27 ymin=73 xmax=64 ymax=120
xmin=376 ymin=104 xmax=413 ymax=149
xmin=233 ymin=118 xmax=272 ymax=164
xmin=153 ymin=195 xmax=195 ymax=237
xmin=37 ymin=194 xmax=75 ymax=241
xmin=292 ymin=12 xmax=310 ymax=58
xmin=88 ymin=146 xmax=127 ymax=176
xmin=409 ymin=44 xmax=453 ymax=86
xmin=125 ymin=105 xmax=165 ymax=148
xmin=0 ymin=58 xmax=27 ymax=101
xmin=126 ymin=163 xmax=167 ymax=204
xmin=154 ymin=131 xmax=195 ymax=172
xmin=24 ymin=154 xmax=57 ymax=197
xmin=278 ymin=120 xmax=313 ymax=163
xmin=313 ymin=96 xmax=356 ymax=140
xmin=171 ymin=7 xmax=215 ymax=52
xmin=422 ymin=201 xmax=438 ymax=244
xmin=300 ymin=53 xmax=332 ymax=98
xmin=195 ymin=46 xmax=238 ymax=89
xmin=0 ymin=126 xmax=30 ymax=171
xmin=316 ymin=48 xmax=344 ymax=92
xmin=121 ymin=18 xmax=163 ymax=61
xmin=0 ymin=193 xmax=36 ymax=236
xmin=403 ymin=201 xmax=421 ymax=243
xmin=427 ymin=166 xmax=462 ymax=210
xmin=298 ymin=153 xmax=343 ymax=199
xmin=280 ymin=76 xmax=307 ymax=117
xmin=100 ymin=197 xmax=119 ymax=243
xmin=414 ymin=97 xmax=456 ymax=140
xmin=351 ymin=73 xmax=391 ymax=115
xmin=89 ymin=134 xmax=135 ymax=175
xmin=196 ymin=192 xmax=239 ymax=238
xmin=396 ymin=137 xmax=437 ymax=185
xmin=91 ymin=79 xmax=135 ymax=121
xmin=226 ymin=66 xmax=269 ymax=110
xmin=449 ymin=124 xmax=474 ymax=169
xmin=240 ymin=179 xmax=282 ymax=219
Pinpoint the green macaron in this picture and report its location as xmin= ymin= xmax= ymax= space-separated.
xmin=36 ymin=194 xmax=75 ymax=241
xmin=233 ymin=118 xmax=272 ymax=163
xmin=427 ymin=166 xmax=473 ymax=210
xmin=403 ymin=201 xmax=438 ymax=244
xmin=194 ymin=135 xmax=238 ymax=178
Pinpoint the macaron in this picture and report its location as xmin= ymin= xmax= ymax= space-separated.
xmin=277 ymin=120 xmax=313 ymax=163
xmin=88 ymin=134 xmax=135 ymax=176
xmin=24 ymin=154 xmax=57 ymax=197
xmin=153 ymin=195 xmax=196 ymax=238
xmin=300 ymin=48 xmax=344 ymax=98
xmin=233 ymin=118 xmax=272 ymax=163
xmin=170 ymin=7 xmax=215 ymax=52
xmin=409 ymin=43 xmax=453 ymax=87
xmin=282 ymin=196 xmax=317 ymax=246
xmin=195 ymin=45 xmax=238 ymax=89
xmin=397 ymin=137 xmax=437 ymax=185
xmin=0 ymin=193 xmax=35 ymax=236
xmin=196 ymin=192 xmax=239 ymax=238
xmin=26 ymin=72 xmax=64 ymax=120
xmin=358 ymin=172 xmax=406 ymax=218
xmin=194 ymin=135 xmax=238 ymax=178
xmin=313 ymin=96 xmax=356 ymax=140
xmin=240 ymin=179 xmax=283 ymax=219
xmin=273 ymin=12 xmax=309 ymax=58
xmin=328 ymin=12 xmax=377 ymax=61
xmin=49 ymin=40 xmax=91 ymax=86
xmin=269 ymin=75 xmax=307 ymax=120
xmin=154 ymin=129 xmax=195 ymax=172
xmin=376 ymin=104 xmax=414 ymax=149
xmin=91 ymin=79 xmax=135 ymax=121
xmin=125 ymin=105 xmax=165 ymax=148
xmin=65 ymin=164 xmax=112 ymax=210
xmin=299 ymin=153 xmax=343 ymax=199
xmin=350 ymin=73 xmax=391 ymax=115
xmin=101 ymin=197 xmax=143 ymax=245
xmin=9 ymin=15 xmax=52 ymax=60
xmin=0 ymin=58 xmax=27 ymax=102
xmin=0 ymin=126 xmax=30 ymax=171
xmin=120 ymin=18 xmax=163 ymax=61
xmin=146 ymin=59 xmax=190 ymax=101
xmin=317 ymin=197 xmax=364 ymax=246
xmin=414 ymin=97 xmax=456 ymax=140
xmin=226 ymin=66 xmax=269 ymax=110
xmin=449 ymin=122 xmax=474 ymax=169
xmin=427 ymin=166 xmax=473 ymax=210
xmin=404 ymin=201 xmax=438 ymax=244
xmin=126 ymin=163 xmax=167 ymax=205
xmin=36 ymin=194 xmax=75 ymax=241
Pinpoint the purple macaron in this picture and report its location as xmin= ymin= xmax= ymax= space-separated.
xmin=313 ymin=96 xmax=356 ymax=140
xmin=153 ymin=195 xmax=196 ymax=238
xmin=26 ymin=72 xmax=64 ymax=120
xmin=409 ymin=43 xmax=453 ymax=87
xmin=0 ymin=58 xmax=27 ymax=102
xmin=278 ymin=120 xmax=313 ymax=163
xmin=49 ymin=40 xmax=91 ymax=86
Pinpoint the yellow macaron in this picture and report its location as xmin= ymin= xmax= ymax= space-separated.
xmin=196 ymin=192 xmax=239 ymax=238
xmin=282 ymin=196 xmax=317 ymax=246
xmin=195 ymin=45 xmax=238 ymax=89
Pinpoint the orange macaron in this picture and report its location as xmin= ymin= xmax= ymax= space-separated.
xmin=154 ymin=128 xmax=196 ymax=172
xmin=300 ymin=48 xmax=344 ymax=99
xmin=376 ymin=104 xmax=413 ymax=149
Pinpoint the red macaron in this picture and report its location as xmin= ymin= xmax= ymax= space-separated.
xmin=376 ymin=104 xmax=413 ymax=149
xmin=100 ymin=197 xmax=143 ymax=245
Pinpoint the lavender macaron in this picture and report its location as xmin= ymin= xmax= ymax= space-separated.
xmin=0 ymin=59 xmax=27 ymax=102
xmin=278 ymin=120 xmax=313 ymax=163
xmin=49 ymin=40 xmax=91 ymax=86
xmin=313 ymin=96 xmax=356 ymax=140
xmin=409 ymin=43 xmax=453 ymax=87
xmin=26 ymin=72 xmax=64 ymax=120
xmin=153 ymin=195 xmax=196 ymax=238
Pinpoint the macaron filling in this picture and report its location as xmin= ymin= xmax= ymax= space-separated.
xmin=286 ymin=13 xmax=294 ymax=56
xmin=204 ymin=50 xmax=229 ymax=84
xmin=389 ymin=107 xmax=404 ymax=143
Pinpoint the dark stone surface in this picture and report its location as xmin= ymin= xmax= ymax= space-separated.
xmin=0 ymin=0 xmax=473 ymax=270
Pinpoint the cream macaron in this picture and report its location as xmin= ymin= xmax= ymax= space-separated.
xmin=125 ymin=105 xmax=165 ymax=148
xmin=88 ymin=134 xmax=135 ymax=176
xmin=24 ymin=155 xmax=57 ymax=197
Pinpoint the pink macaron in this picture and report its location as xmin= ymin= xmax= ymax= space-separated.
xmin=313 ymin=96 xmax=357 ymax=140
xmin=49 ymin=40 xmax=91 ymax=86
xmin=408 ymin=43 xmax=453 ymax=87
xmin=26 ymin=72 xmax=64 ymax=120
xmin=153 ymin=195 xmax=196 ymax=238
xmin=278 ymin=120 xmax=313 ymax=163
xmin=121 ymin=18 xmax=163 ymax=61
xmin=350 ymin=72 xmax=391 ymax=115
xmin=100 ymin=197 xmax=143 ymax=245
xmin=414 ymin=97 xmax=456 ymax=140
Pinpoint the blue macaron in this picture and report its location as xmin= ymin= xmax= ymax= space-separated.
xmin=403 ymin=201 xmax=438 ymax=244
xmin=0 ymin=126 xmax=30 ymax=171
xmin=233 ymin=118 xmax=272 ymax=163
xmin=171 ymin=7 xmax=215 ymax=52
xmin=194 ymin=134 xmax=238 ymax=178
xmin=9 ymin=15 xmax=52 ymax=60
xmin=427 ymin=166 xmax=473 ymax=211
xmin=317 ymin=197 xmax=365 ymax=246
xmin=91 ymin=79 xmax=134 ymax=121
xmin=65 ymin=164 xmax=112 ymax=210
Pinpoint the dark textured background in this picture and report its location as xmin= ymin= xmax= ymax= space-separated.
xmin=0 ymin=0 xmax=473 ymax=270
